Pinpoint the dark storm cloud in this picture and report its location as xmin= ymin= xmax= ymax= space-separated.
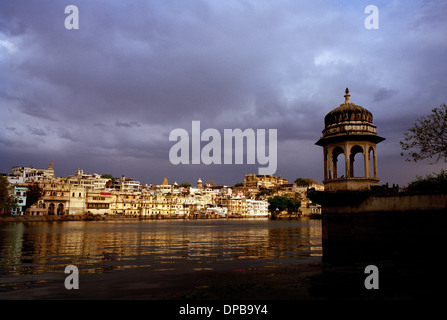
xmin=115 ymin=121 xmax=141 ymax=128
xmin=373 ymin=88 xmax=398 ymax=102
xmin=28 ymin=127 xmax=46 ymax=137
xmin=1 ymin=0 xmax=447 ymax=185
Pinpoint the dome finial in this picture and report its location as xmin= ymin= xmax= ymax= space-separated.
xmin=344 ymin=87 xmax=350 ymax=103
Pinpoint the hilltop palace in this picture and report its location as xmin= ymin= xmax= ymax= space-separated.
xmin=3 ymin=161 xmax=323 ymax=218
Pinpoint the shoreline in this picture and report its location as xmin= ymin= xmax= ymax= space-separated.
xmin=0 ymin=214 xmax=276 ymax=223
xmin=0 ymin=214 xmax=319 ymax=223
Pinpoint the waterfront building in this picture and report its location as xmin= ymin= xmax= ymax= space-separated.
xmin=315 ymin=88 xmax=385 ymax=191
xmin=10 ymin=185 xmax=27 ymax=215
xmin=246 ymin=199 xmax=269 ymax=216
xmin=156 ymin=177 xmax=174 ymax=194
xmin=65 ymin=168 xmax=110 ymax=190
xmin=5 ymin=164 xmax=270 ymax=218
xmin=119 ymin=176 xmax=141 ymax=193
xmin=149 ymin=193 xmax=177 ymax=216
xmin=11 ymin=161 xmax=55 ymax=182
xmin=26 ymin=201 xmax=46 ymax=216
xmin=243 ymin=174 xmax=288 ymax=189
xmin=219 ymin=196 xmax=248 ymax=216
xmin=68 ymin=186 xmax=86 ymax=215
xmin=85 ymin=190 xmax=113 ymax=215
xmin=39 ymin=180 xmax=71 ymax=215
xmin=6 ymin=173 xmax=26 ymax=185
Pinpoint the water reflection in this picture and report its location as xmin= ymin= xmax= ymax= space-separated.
xmin=0 ymin=219 xmax=321 ymax=280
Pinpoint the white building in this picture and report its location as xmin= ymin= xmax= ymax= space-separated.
xmin=246 ymin=199 xmax=269 ymax=217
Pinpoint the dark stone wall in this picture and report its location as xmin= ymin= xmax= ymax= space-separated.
xmin=322 ymin=210 xmax=447 ymax=264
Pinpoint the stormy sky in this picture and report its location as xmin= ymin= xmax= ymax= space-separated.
xmin=1 ymin=0 xmax=446 ymax=187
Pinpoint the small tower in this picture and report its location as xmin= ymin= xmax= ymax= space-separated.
xmin=46 ymin=160 xmax=55 ymax=179
xmin=197 ymin=178 xmax=203 ymax=188
xmin=315 ymin=89 xmax=385 ymax=191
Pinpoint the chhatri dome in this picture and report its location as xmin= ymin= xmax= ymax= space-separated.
xmin=320 ymin=88 xmax=379 ymax=140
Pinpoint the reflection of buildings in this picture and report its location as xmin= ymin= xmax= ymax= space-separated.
xmin=0 ymin=219 xmax=322 ymax=279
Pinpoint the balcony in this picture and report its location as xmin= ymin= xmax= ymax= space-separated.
xmin=43 ymin=195 xmax=69 ymax=201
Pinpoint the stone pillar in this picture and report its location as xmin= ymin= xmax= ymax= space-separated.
xmin=328 ymin=147 xmax=333 ymax=179
xmin=344 ymin=145 xmax=350 ymax=178
xmin=373 ymin=147 xmax=378 ymax=178
xmin=363 ymin=144 xmax=369 ymax=178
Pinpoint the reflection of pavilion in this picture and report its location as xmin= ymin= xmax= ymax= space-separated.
xmin=315 ymin=88 xmax=385 ymax=191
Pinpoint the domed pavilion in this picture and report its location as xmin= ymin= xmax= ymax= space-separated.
xmin=315 ymin=88 xmax=385 ymax=191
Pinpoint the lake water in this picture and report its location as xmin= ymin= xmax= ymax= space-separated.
xmin=0 ymin=218 xmax=322 ymax=299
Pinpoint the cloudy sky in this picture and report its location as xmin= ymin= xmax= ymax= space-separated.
xmin=1 ymin=0 xmax=446 ymax=187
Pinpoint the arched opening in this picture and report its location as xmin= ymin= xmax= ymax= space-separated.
xmin=332 ymin=146 xmax=345 ymax=178
xmin=350 ymin=145 xmax=365 ymax=178
xmin=369 ymin=146 xmax=376 ymax=178
xmin=48 ymin=203 xmax=55 ymax=215
xmin=57 ymin=203 xmax=64 ymax=215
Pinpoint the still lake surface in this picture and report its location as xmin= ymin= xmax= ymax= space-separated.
xmin=0 ymin=218 xmax=321 ymax=297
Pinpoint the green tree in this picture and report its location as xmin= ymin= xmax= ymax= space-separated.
xmin=294 ymin=178 xmax=309 ymax=185
xmin=180 ymin=182 xmax=191 ymax=188
xmin=101 ymin=174 xmax=114 ymax=180
xmin=234 ymin=182 xmax=244 ymax=187
xmin=406 ymin=169 xmax=447 ymax=193
xmin=400 ymin=103 xmax=447 ymax=163
xmin=24 ymin=183 xmax=43 ymax=210
xmin=0 ymin=176 xmax=17 ymax=214
xmin=267 ymin=196 xmax=301 ymax=213
xmin=257 ymin=189 xmax=273 ymax=197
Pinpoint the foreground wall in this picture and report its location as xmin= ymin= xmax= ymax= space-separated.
xmin=324 ymin=193 xmax=447 ymax=214
xmin=314 ymin=192 xmax=447 ymax=263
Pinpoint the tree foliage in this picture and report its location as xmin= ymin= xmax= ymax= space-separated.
xmin=257 ymin=189 xmax=273 ymax=198
xmin=267 ymin=195 xmax=301 ymax=213
xmin=0 ymin=176 xmax=17 ymax=214
xmin=179 ymin=182 xmax=191 ymax=188
xmin=405 ymin=169 xmax=447 ymax=193
xmin=25 ymin=183 xmax=43 ymax=210
xmin=294 ymin=178 xmax=309 ymax=185
xmin=400 ymin=103 xmax=447 ymax=163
